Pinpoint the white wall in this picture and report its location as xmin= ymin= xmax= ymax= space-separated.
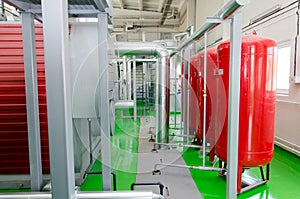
xmin=241 ymin=0 xmax=300 ymax=154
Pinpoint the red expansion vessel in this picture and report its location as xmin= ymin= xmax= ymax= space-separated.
xmin=215 ymin=35 xmax=277 ymax=192
xmin=189 ymin=55 xmax=200 ymax=134
xmin=196 ymin=48 xmax=217 ymax=163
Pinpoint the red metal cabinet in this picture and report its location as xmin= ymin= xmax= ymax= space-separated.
xmin=0 ymin=24 xmax=50 ymax=174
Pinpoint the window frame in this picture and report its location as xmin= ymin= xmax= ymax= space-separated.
xmin=276 ymin=41 xmax=292 ymax=96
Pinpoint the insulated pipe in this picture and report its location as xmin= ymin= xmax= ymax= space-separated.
xmin=0 ymin=191 xmax=165 ymax=199
xmin=115 ymin=42 xmax=170 ymax=144
xmin=127 ymin=59 xmax=132 ymax=100
xmin=170 ymin=0 xmax=250 ymax=56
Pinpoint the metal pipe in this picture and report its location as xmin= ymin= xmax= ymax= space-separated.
xmin=123 ymin=56 xmax=128 ymax=100
xmin=173 ymin=55 xmax=178 ymax=127
xmin=154 ymin=142 xmax=203 ymax=149
xmin=173 ymin=32 xmax=189 ymax=41
xmin=127 ymin=59 xmax=132 ymax=100
xmin=154 ymin=163 xmax=225 ymax=172
xmin=202 ymin=32 xmax=208 ymax=167
xmin=133 ymin=56 xmax=137 ymax=120
xmin=169 ymin=133 xmax=195 ymax=138
xmin=115 ymin=42 xmax=170 ymax=144
xmin=114 ymin=58 xmax=157 ymax=63
xmin=171 ymin=0 xmax=250 ymax=56
xmin=0 ymin=191 xmax=165 ymax=199
xmin=88 ymin=118 xmax=93 ymax=165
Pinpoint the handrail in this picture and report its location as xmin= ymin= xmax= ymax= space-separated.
xmin=170 ymin=0 xmax=250 ymax=56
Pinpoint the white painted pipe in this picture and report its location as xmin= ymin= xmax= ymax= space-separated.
xmin=0 ymin=191 xmax=165 ymax=199
xmin=154 ymin=163 xmax=225 ymax=172
xmin=202 ymin=32 xmax=208 ymax=167
xmin=171 ymin=0 xmax=250 ymax=56
xmin=115 ymin=42 xmax=170 ymax=144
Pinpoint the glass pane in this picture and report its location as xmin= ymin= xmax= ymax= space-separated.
xmin=277 ymin=46 xmax=290 ymax=91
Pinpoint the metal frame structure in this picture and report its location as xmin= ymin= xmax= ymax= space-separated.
xmin=4 ymin=0 xmax=114 ymax=197
xmin=166 ymin=1 xmax=249 ymax=199
xmin=98 ymin=12 xmax=112 ymax=191
xmin=21 ymin=11 xmax=43 ymax=192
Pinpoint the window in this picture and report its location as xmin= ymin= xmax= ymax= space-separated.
xmin=277 ymin=43 xmax=291 ymax=95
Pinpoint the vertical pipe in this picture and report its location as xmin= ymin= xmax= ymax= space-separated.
xmin=226 ymin=12 xmax=242 ymax=199
xmin=143 ymin=62 xmax=147 ymax=101
xmin=98 ymin=13 xmax=112 ymax=191
xmin=21 ymin=12 xmax=43 ymax=191
xmin=127 ymin=59 xmax=132 ymax=100
xmin=123 ymin=56 xmax=127 ymax=100
xmin=88 ymin=118 xmax=93 ymax=165
xmin=133 ymin=56 xmax=137 ymax=120
xmin=155 ymin=59 xmax=161 ymax=143
xmin=202 ymin=32 xmax=208 ymax=166
xmin=1 ymin=0 xmax=4 ymax=15
xmin=179 ymin=50 xmax=184 ymax=135
xmin=159 ymin=54 xmax=169 ymax=144
xmin=183 ymin=48 xmax=190 ymax=142
xmin=41 ymin=0 xmax=75 ymax=197
xmin=173 ymin=55 xmax=178 ymax=127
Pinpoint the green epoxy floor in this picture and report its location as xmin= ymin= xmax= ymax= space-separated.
xmin=80 ymin=105 xmax=300 ymax=198
xmin=181 ymin=146 xmax=300 ymax=199
xmin=1 ymin=104 xmax=300 ymax=199
xmin=80 ymin=109 xmax=140 ymax=191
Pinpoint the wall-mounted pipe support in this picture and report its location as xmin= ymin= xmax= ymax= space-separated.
xmin=171 ymin=0 xmax=250 ymax=56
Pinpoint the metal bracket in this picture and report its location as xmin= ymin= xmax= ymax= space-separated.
xmin=205 ymin=17 xmax=232 ymax=24
xmin=206 ymin=17 xmax=232 ymax=24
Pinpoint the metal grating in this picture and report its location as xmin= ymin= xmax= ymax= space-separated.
xmin=0 ymin=24 xmax=50 ymax=174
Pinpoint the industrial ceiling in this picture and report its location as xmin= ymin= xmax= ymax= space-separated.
xmin=112 ymin=0 xmax=187 ymax=30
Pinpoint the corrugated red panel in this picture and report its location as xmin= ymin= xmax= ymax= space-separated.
xmin=0 ymin=24 xmax=50 ymax=174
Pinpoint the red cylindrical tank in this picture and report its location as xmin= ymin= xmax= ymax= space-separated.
xmin=181 ymin=55 xmax=199 ymax=134
xmin=196 ymin=48 xmax=217 ymax=162
xmin=189 ymin=55 xmax=199 ymax=134
xmin=215 ymin=35 xmax=277 ymax=191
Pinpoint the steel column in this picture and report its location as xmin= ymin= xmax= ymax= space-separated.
xmin=226 ymin=12 xmax=243 ymax=199
xmin=41 ymin=0 xmax=75 ymax=198
xmin=97 ymin=13 xmax=112 ymax=191
xmin=133 ymin=56 xmax=137 ymax=120
xmin=21 ymin=12 xmax=43 ymax=191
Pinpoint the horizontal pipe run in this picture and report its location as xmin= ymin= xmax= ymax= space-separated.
xmin=168 ymin=133 xmax=195 ymax=138
xmin=0 ymin=191 xmax=165 ymax=199
xmin=114 ymin=58 xmax=157 ymax=63
xmin=239 ymin=181 xmax=267 ymax=194
xmin=154 ymin=142 xmax=202 ymax=149
xmin=171 ymin=0 xmax=250 ymax=56
xmin=154 ymin=163 xmax=226 ymax=172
